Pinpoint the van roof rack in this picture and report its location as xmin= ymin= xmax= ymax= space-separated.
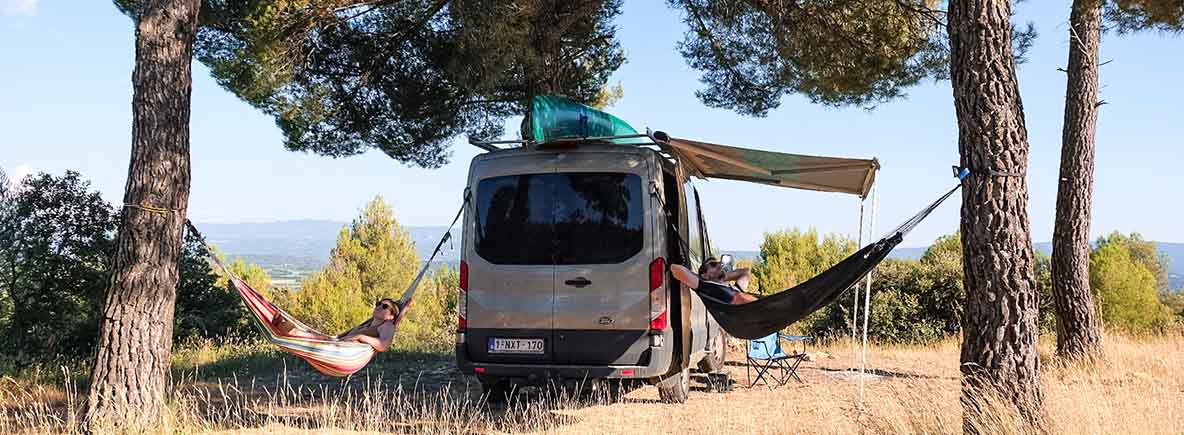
xmin=468 ymin=130 xmax=672 ymax=152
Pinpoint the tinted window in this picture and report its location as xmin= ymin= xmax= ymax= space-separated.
xmin=475 ymin=173 xmax=554 ymax=264
xmin=474 ymin=172 xmax=645 ymax=265
xmin=555 ymin=173 xmax=644 ymax=264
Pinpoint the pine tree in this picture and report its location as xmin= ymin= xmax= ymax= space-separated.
xmin=1051 ymin=0 xmax=1181 ymax=361
xmin=195 ymin=0 xmax=626 ymax=158
xmin=283 ymin=197 xmax=419 ymax=334
xmin=84 ymin=0 xmax=201 ymax=429
xmin=948 ymin=0 xmax=1043 ymax=430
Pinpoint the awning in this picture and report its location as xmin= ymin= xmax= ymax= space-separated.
xmin=665 ymin=137 xmax=879 ymax=198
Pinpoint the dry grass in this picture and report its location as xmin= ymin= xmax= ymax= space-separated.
xmin=2 ymin=333 xmax=1181 ymax=434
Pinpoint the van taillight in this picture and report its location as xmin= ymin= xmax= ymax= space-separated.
xmin=458 ymin=260 xmax=468 ymax=331
xmin=649 ymin=257 xmax=667 ymax=331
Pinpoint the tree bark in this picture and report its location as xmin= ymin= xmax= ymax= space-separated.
xmin=83 ymin=0 xmax=200 ymax=431
xmin=947 ymin=0 xmax=1044 ymax=432
xmin=1051 ymin=0 xmax=1104 ymax=361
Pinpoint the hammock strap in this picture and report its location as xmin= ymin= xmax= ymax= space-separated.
xmin=396 ymin=190 xmax=470 ymax=306
xmin=184 ymin=219 xmax=233 ymax=277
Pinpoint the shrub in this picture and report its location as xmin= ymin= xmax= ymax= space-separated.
xmin=1089 ymin=241 xmax=1175 ymax=334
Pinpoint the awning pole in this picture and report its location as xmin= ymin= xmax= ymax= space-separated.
xmin=859 ymin=185 xmax=878 ymax=403
xmin=852 ymin=199 xmax=865 ymax=373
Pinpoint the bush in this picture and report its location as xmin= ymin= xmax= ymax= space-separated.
xmin=752 ymin=228 xmax=855 ymax=294
xmin=278 ymin=196 xmax=422 ymax=335
xmin=0 ymin=171 xmax=115 ymax=364
xmin=1089 ymin=241 xmax=1175 ymax=334
xmin=790 ymin=232 xmax=1053 ymax=343
xmin=394 ymin=266 xmax=459 ymax=352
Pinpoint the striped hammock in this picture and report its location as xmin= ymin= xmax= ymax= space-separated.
xmin=227 ymin=274 xmax=410 ymax=377
xmin=183 ymin=197 xmax=465 ymax=377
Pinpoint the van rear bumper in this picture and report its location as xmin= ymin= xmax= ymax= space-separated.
xmin=455 ymin=330 xmax=673 ymax=381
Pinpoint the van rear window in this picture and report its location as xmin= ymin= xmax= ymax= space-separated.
xmin=475 ymin=173 xmax=644 ymax=265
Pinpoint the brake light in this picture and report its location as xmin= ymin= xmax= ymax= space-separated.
xmin=458 ymin=260 xmax=468 ymax=331
xmin=649 ymin=257 xmax=667 ymax=331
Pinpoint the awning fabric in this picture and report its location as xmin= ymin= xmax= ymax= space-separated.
xmin=665 ymin=137 xmax=879 ymax=198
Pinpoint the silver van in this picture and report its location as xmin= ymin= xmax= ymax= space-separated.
xmin=456 ymin=142 xmax=728 ymax=403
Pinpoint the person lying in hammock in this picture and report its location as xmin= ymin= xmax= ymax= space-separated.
xmin=271 ymin=298 xmax=400 ymax=352
xmin=336 ymin=298 xmax=401 ymax=352
xmin=671 ymin=257 xmax=759 ymax=304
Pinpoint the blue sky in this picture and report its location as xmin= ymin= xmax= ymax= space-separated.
xmin=1 ymin=1 xmax=1181 ymax=250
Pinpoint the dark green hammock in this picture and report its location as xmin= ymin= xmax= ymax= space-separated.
xmin=698 ymin=180 xmax=963 ymax=339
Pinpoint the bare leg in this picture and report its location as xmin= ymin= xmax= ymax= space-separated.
xmin=732 ymin=292 xmax=758 ymax=304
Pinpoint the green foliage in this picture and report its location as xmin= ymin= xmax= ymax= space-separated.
xmin=1160 ymin=290 xmax=1184 ymax=322
xmin=192 ymin=0 xmax=625 ymax=164
xmin=280 ymin=196 xmax=419 ymax=333
xmin=752 ymin=228 xmax=855 ymax=293
xmin=1096 ymin=231 xmax=1170 ymax=292
xmin=1089 ymin=239 xmax=1176 ymax=334
xmin=1107 ymin=0 xmax=1184 ymax=34
xmin=0 ymin=167 xmax=15 ymax=330
xmin=805 ymin=236 xmax=966 ymax=343
xmin=768 ymin=232 xmax=1055 ymax=343
xmin=395 ymin=266 xmax=460 ymax=352
xmin=670 ymin=0 xmax=949 ymax=114
xmin=1033 ymin=248 xmax=1057 ymax=332
xmin=668 ymin=0 xmax=1038 ymax=115
xmin=0 ymin=172 xmax=115 ymax=364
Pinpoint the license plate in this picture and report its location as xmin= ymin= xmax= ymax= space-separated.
xmin=488 ymin=338 xmax=545 ymax=354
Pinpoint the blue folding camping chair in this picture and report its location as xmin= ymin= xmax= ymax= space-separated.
xmin=747 ymin=333 xmax=810 ymax=387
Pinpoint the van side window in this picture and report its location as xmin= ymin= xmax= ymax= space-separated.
xmin=475 ymin=172 xmax=644 ymax=265
xmin=684 ymin=182 xmax=704 ymax=266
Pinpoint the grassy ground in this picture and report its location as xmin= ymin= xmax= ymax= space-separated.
xmin=2 ymin=333 xmax=1181 ymax=434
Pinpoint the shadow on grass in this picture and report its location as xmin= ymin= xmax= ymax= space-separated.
xmin=814 ymin=366 xmax=953 ymax=380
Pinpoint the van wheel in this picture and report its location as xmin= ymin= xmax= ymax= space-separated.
xmin=698 ymin=333 xmax=728 ymax=373
xmin=480 ymin=378 xmax=514 ymax=404
xmin=656 ymin=368 xmax=690 ymax=404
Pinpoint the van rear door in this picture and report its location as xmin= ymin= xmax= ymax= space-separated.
xmin=466 ymin=155 xmax=556 ymax=364
xmin=551 ymin=151 xmax=653 ymax=365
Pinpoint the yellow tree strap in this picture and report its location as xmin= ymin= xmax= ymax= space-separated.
xmin=124 ymin=204 xmax=174 ymax=215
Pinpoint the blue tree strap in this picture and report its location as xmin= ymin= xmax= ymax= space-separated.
xmin=954 ymin=165 xmax=1023 ymax=179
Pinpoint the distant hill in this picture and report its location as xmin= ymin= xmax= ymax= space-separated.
xmin=195 ymin=220 xmax=1182 ymax=291
xmin=193 ymin=220 xmax=459 ymax=288
xmin=727 ymin=242 xmax=1184 ymax=290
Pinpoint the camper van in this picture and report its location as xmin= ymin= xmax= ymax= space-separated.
xmin=455 ymin=141 xmax=729 ymax=403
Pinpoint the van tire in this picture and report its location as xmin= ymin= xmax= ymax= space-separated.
xmin=480 ymin=378 xmax=514 ymax=404
xmin=698 ymin=333 xmax=728 ymax=373
xmin=656 ymin=368 xmax=690 ymax=403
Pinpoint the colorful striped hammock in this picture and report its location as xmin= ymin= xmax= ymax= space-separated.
xmin=183 ymin=198 xmax=465 ymax=377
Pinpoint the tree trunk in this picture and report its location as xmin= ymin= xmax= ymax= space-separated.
xmin=1051 ymin=0 xmax=1104 ymax=361
xmin=947 ymin=0 xmax=1044 ymax=432
xmin=83 ymin=0 xmax=200 ymax=431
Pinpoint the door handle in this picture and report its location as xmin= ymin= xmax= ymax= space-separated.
xmin=564 ymin=277 xmax=592 ymax=288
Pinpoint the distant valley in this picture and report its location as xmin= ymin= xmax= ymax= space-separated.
xmin=195 ymin=220 xmax=459 ymax=288
xmin=195 ymin=220 xmax=1183 ymax=291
